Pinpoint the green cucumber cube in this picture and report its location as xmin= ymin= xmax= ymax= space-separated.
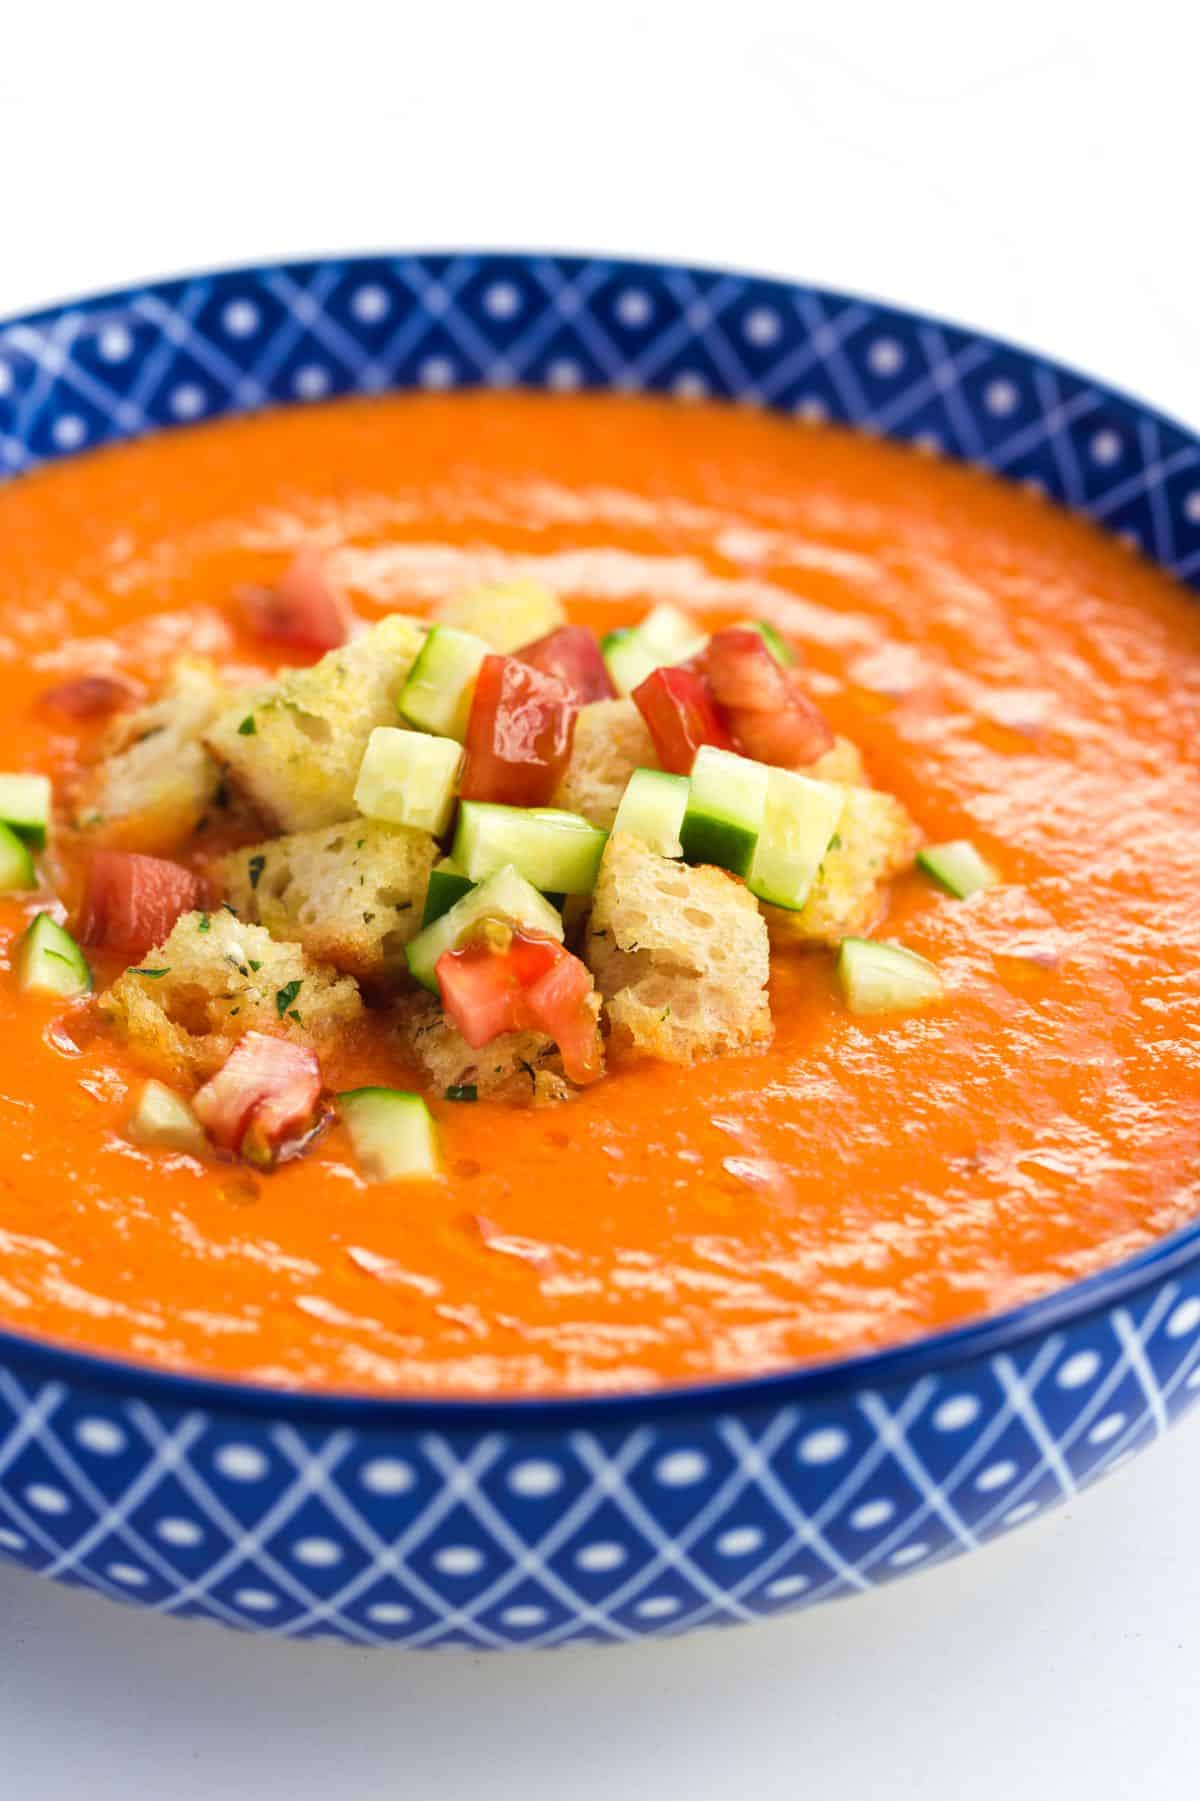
xmin=836 ymin=937 xmax=944 ymax=1015
xmin=0 ymin=773 xmax=52 ymax=849
xmin=680 ymin=745 xmax=769 ymax=875
xmin=452 ymin=802 xmax=608 ymax=894
xmin=421 ymin=857 xmax=474 ymax=927
xmin=127 ymin=1081 xmax=208 ymax=1156
xmin=16 ymin=914 xmax=92 ymax=998
xmin=917 ymin=840 xmax=999 ymax=899
xmin=354 ymin=727 xmax=462 ymax=836
xmin=338 ymin=1088 xmax=441 ymax=1182
xmin=405 ymin=863 xmax=564 ymax=993
xmin=748 ymin=769 xmax=845 ymax=911
xmin=612 ymin=768 xmax=689 ymax=857
xmin=0 ymin=820 xmax=36 ymax=893
xmin=399 ymin=625 xmax=491 ymax=741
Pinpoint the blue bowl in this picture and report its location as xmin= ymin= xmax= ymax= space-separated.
xmin=1 ymin=252 xmax=1199 ymax=1650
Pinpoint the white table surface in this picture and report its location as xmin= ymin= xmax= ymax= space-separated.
xmin=2 ymin=4 xmax=1198 ymax=1796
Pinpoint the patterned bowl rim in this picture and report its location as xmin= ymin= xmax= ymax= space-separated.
xmin=2 ymin=247 xmax=1198 ymax=1429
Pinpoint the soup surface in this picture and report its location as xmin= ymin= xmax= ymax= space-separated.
xmin=0 ymin=392 xmax=1198 ymax=1395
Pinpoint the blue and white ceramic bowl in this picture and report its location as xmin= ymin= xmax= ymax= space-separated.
xmin=1 ymin=253 xmax=1199 ymax=1650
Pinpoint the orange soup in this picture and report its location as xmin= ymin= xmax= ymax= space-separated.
xmin=0 ymin=391 xmax=1198 ymax=1395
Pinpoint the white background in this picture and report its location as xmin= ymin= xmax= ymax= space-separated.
xmin=2 ymin=2 xmax=1198 ymax=1795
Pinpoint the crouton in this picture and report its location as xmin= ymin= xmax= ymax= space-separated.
xmin=221 ymin=820 xmax=436 ymax=985
xmin=808 ymin=735 xmax=869 ymax=788
xmin=433 ymin=579 xmax=566 ymax=652
xmin=204 ymin=614 xmax=426 ymax=832
xmin=75 ymin=659 xmax=230 ymax=851
xmin=99 ymin=908 xmax=363 ymax=1080
xmin=552 ymin=699 xmax=657 ymax=829
xmin=585 ymin=833 xmax=772 ymax=1062
xmin=396 ymin=991 xmax=574 ymax=1106
xmin=763 ymin=785 xmax=920 ymax=949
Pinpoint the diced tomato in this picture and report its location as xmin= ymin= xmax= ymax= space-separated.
xmin=522 ymin=948 xmax=604 ymax=1085
xmin=38 ymin=675 xmax=139 ymax=721
xmin=434 ymin=932 xmax=602 ymax=1086
xmin=193 ymin=1032 xmax=322 ymax=1165
xmin=459 ymin=655 xmax=576 ymax=806
xmin=236 ymin=547 xmax=353 ymax=652
xmin=517 ymin=625 xmax=615 ymax=705
xmin=631 ymin=664 xmax=734 ymax=775
xmin=703 ymin=627 xmax=835 ymax=768
xmin=78 ymin=851 xmax=202 ymax=959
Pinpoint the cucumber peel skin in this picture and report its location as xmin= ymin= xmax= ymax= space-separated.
xmin=917 ymin=840 xmax=999 ymax=900
xmin=0 ymin=820 xmax=37 ymax=893
xmin=405 ymin=863 xmax=564 ymax=993
xmin=16 ymin=914 xmax=92 ymax=998
xmin=338 ymin=1088 xmax=441 ymax=1182
xmin=837 ymin=937 xmax=945 ymax=1016
xmin=421 ymin=857 xmax=474 ymax=928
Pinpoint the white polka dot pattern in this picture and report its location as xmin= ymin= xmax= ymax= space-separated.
xmin=0 ymin=253 xmax=1197 ymax=1649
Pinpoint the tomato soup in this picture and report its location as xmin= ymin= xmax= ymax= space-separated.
xmin=0 ymin=391 xmax=1198 ymax=1395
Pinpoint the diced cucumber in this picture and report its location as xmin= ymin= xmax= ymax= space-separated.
xmin=918 ymin=839 xmax=999 ymax=899
xmin=735 ymin=619 xmax=795 ymax=667
xmin=127 ymin=1081 xmax=208 ymax=1156
xmin=338 ymin=1088 xmax=441 ymax=1182
xmin=444 ymin=579 xmax=564 ymax=653
xmin=601 ymin=604 xmax=708 ymax=694
xmin=354 ymin=727 xmax=462 ymax=836
xmin=679 ymin=745 xmax=769 ymax=875
xmin=421 ymin=856 xmax=474 ymax=927
xmin=452 ymin=802 xmax=608 ymax=894
xmin=16 ymin=914 xmax=92 ymax=998
xmin=836 ymin=937 xmax=945 ymax=1015
xmin=748 ymin=770 xmax=845 ymax=910
xmin=398 ymin=625 xmax=491 ymax=742
xmin=0 ymin=821 xmax=36 ymax=893
xmin=405 ymin=863 xmax=564 ymax=993
xmin=0 ymin=774 xmax=52 ymax=849
xmin=612 ymin=768 xmax=689 ymax=857
xmin=600 ymin=628 xmax=658 ymax=697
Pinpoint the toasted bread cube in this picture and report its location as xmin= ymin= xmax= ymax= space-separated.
xmin=432 ymin=579 xmax=566 ymax=652
xmin=762 ymin=785 xmax=920 ymax=949
xmin=585 ymin=832 xmax=771 ymax=1062
xmin=552 ymin=699 xmax=658 ymax=829
xmin=396 ymin=991 xmax=574 ymax=1105
xmin=99 ymin=909 xmax=363 ymax=1080
xmin=808 ymin=735 xmax=869 ymax=787
xmin=76 ymin=659 xmax=230 ymax=851
xmin=204 ymin=614 xmax=427 ymax=832
xmin=221 ymin=821 xmax=436 ymax=984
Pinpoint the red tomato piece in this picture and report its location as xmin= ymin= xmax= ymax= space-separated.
xmin=78 ymin=851 xmax=202 ymax=959
xmin=193 ymin=1032 xmax=322 ymax=1165
xmin=38 ymin=675 xmax=139 ymax=721
xmin=459 ymin=656 xmax=576 ymax=806
xmin=236 ymin=547 xmax=353 ymax=652
xmin=517 ymin=625 xmax=616 ymax=705
xmin=522 ymin=949 xmax=603 ymax=1086
xmin=631 ymin=664 xmax=734 ymax=775
xmin=704 ymin=627 xmax=834 ymax=768
xmin=435 ymin=933 xmax=602 ymax=1086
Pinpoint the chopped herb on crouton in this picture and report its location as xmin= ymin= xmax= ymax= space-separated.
xmin=585 ymin=832 xmax=772 ymax=1062
xmin=221 ymin=820 xmax=437 ymax=985
xmin=204 ymin=613 xmax=427 ymax=832
xmin=100 ymin=909 xmax=362 ymax=1079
